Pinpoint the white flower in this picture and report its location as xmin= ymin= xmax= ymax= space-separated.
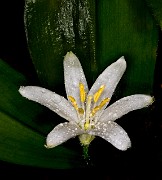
xmin=19 ymin=51 xmax=153 ymax=151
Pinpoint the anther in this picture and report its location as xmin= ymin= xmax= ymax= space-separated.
xmin=78 ymin=108 xmax=84 ymax=114
xmin=90 ymin=98 xmax=110 ymax=117
xmin=68 ymin=96 xmax=78 ymax=110
xmin=90 ymin=106 xmax=100 ymax=117
xmin=79 ymin=82 xmax=86 ymax=103
xmin=99 ymin=97 xmax=110 ymax=108
xmin=94 ymin=85 xmax=105 ymax=103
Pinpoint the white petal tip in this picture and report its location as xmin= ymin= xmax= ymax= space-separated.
xmin=121 ymin=141 xmax=131 ymax=151
xmin=120 ymin=56 xmax=125 ymax=60
xmin=64 ymin=51 xmax=76 ymax=61
xmin=150 ymin=96 xmax=155 ymax=105
xmin=44 ymin=144 xmax=55 ymax=149
xmin=18 ymin=86 xmax=26 ymax=96
xmin=18 ymin=86 xmax=38 ymax=100
xmin=117 ymin=56 xmax=126 ymax=65
xmin=141 ymin=95 xmax=154 ymax=107
xmin=45 ymin=136 xmax=58 ymax=148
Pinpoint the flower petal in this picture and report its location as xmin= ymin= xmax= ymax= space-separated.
xmin=64 ymin=52 xmax=88 ymax=106
xmin=100 ymin=95 xmax=153 ymax=122
xmin=88 ymin=57 xmax=126 ymax=106
xmin=19 ymin=86 xmax=78 ymax=122
xmin=89 ymin=121 xmax=131 ymax=150
xmin=46 ymin=122 xmax=84 ymax=148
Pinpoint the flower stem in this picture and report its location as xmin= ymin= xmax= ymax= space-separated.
xmin=82 ymin=145 xmax=91 ymax=165
xmin=83 ymin=145 xmax=89 ymax=158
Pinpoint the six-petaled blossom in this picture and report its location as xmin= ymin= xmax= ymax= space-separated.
xmin=19 ymin=51 xmax=153 ymax=151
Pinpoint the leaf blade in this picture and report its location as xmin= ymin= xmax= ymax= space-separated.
xmin=25 ymin=0 xmax=96 ymax=89
xmin=96 ymin=0 xmax=158 ymax=97
xmin=145 ymin=0 xmax=162 ymax=29
xmin=0 ymin=111 xmax=80 ymax=169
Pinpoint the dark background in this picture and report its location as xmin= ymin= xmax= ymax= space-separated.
xmin=0 ymin=0 xmax=162 ymax=179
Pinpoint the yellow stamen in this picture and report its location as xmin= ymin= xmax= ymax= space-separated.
xmin=78 ymin=108 xmax=84 ymax=114
xmin=68 ymin=96 xmax=78 ymax=110
xmin=68 ymin=96 xmax=84 ymax=116
xmin=99 ymin=97 xmax=110 ymax=108
xmin=90 ymin=97 xmax=110 ymax=117
xmin=79 ymin=82 xmax=86 ymax=103
xmin=93 ymin=85 xmax=105 ymax=103
xmin=90 ymin=106 xmax=100 ymax=117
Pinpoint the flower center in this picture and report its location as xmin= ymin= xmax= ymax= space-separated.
xmin=68 ymin=83 xmax=110 ymax=130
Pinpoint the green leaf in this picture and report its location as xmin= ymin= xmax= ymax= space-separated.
xmin=0 ymin=111 xmax=80 ymax=169
xmin=0 ymin=59 xmax=80 ymax=168
xmin=145 ymin=0 xmax=162 ymax=29
xmin=25 ymin=0 xmax=96 ymax=89
xmin=96 ymin=0 xmax=158 ymax=97
xmin=0 ymin=59 xmax=55 ymax=134
xmin=25 ymin=0 xmax=158 ymax=97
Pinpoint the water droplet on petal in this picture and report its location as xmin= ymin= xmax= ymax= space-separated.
xmin=113 ymin=113 xmax=118 ymax=118
xmin=119 ymin=130 xmax=124 ymax=135
xmin=70 ymin=61 xmax=74 ymax=65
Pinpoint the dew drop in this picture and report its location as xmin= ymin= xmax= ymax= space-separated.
xmin=52 ymin=94 xmax=62 ymax=104
xmin=119 ymin=130 xmax=124 ymax=135
xmin=70 ymin=61 xmax=74 ymax=65
xmin=113 ymin=113 xmax=118 ymax=118
xmin=40 ymin=89 xmax=46 ymax=93
xmin=55 ymin=108 xmax=59 ymax=112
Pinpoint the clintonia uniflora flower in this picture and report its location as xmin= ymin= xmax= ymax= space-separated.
xmin=19 ymin=52 xmax=153 ymax=151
